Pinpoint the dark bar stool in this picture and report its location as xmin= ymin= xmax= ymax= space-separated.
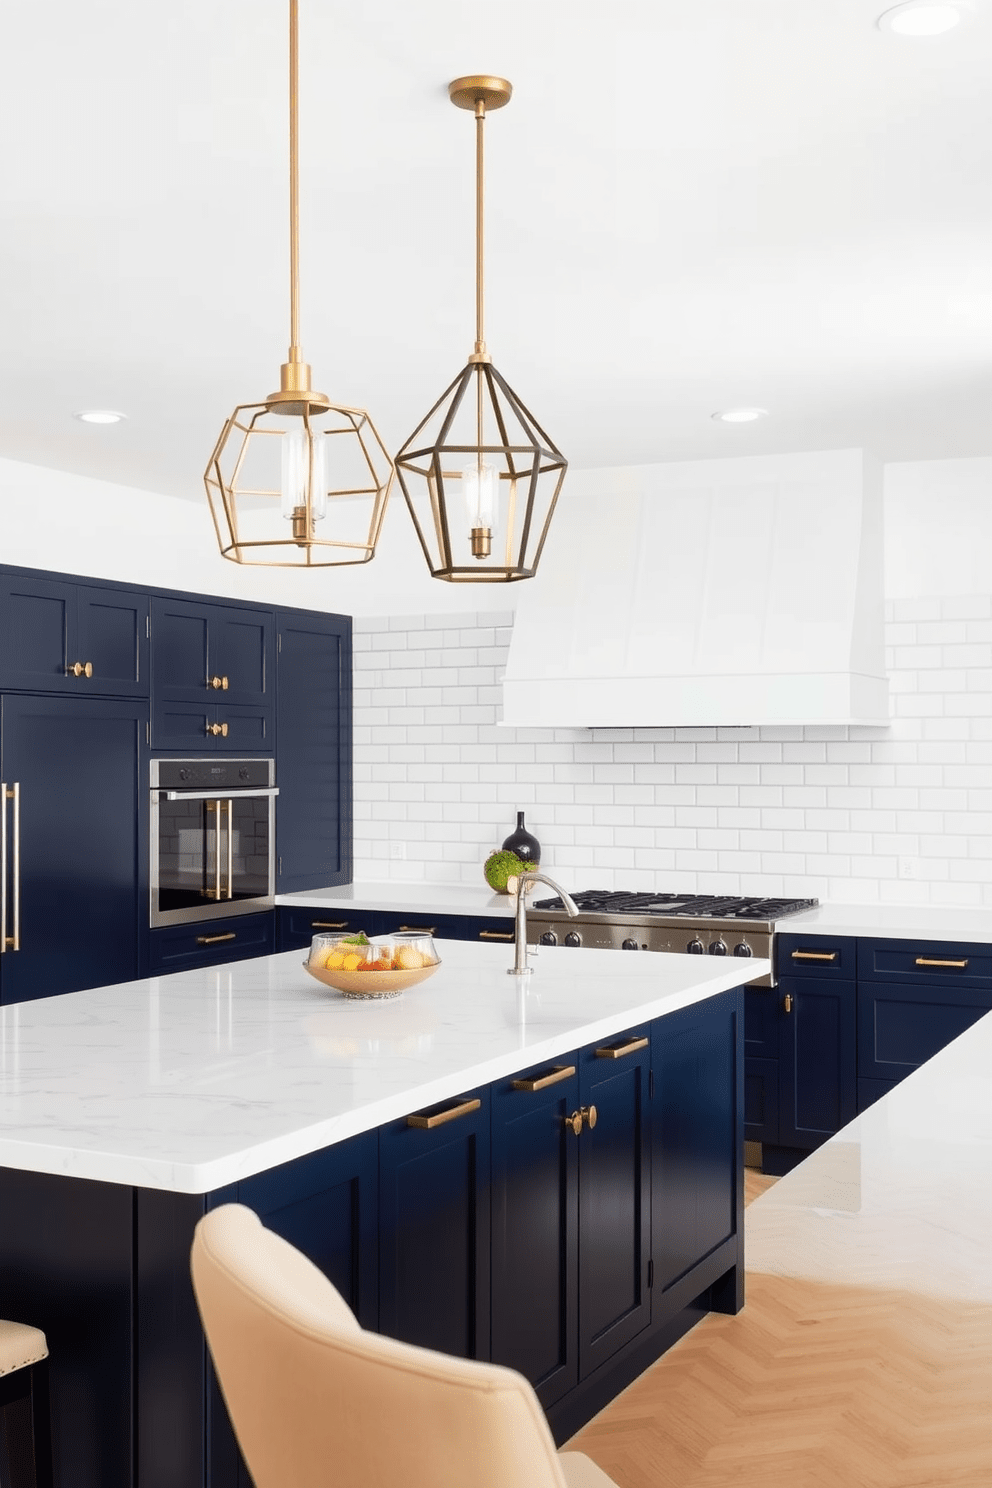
xmin=0 ymin=1321 xmax=52 ymax=1488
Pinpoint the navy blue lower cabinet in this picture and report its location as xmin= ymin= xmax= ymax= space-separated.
xmin=857 ymin=979 xmax=992 ymax=1084
xmin=776 ymin=975 xmax=857 ymax=1154
xmin=858 ymin=1075 xmax=900 ymax=1112
xmin=0 ymin=693 xmax=147 ymax=1004
xmin=378 ymin=1087 xmax=491 ymax=1361
xmin=277 ymin=905 xmax=378 ymax=952
xmin=490 ymin=1056 xmax=579 ymax=1409
xmin=652 ymin=990 xmax=744 ymax=1318
xmin=577 ymin=1030 xmax=651 ymax=1378
xmin=149 ymin=912 xmax=274 ymax=974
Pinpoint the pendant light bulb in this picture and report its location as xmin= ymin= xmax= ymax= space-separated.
xmin=463 ymin=460 xmax=498 ymax=543
xmin=281 ymin=427 xmax=328 ymax=525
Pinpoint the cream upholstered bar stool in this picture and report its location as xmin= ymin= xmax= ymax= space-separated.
xmin=0 ymin=1320 xmax=53 ymax=1488
xmin=191 ymin=1204 xmax=619 ymax=1488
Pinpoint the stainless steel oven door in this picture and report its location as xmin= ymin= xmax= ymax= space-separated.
xmin=149 ymin=760 xmax=278 ymax=928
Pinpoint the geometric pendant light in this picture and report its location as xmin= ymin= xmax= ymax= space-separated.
xmin=394 ymin=76 xmax=567 ymax=582
xmin=204 ymin=0 xmax=393 ymax=567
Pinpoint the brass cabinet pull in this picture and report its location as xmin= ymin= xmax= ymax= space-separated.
xmin=565 ymin=1104 xmax=598 ymax=1135
xmin=225 ymin=798 xmax=234 ymax=902
xmin=791 ymin=950 xmax=838 ymax=962
xmin=209 ymin=675 xmax=229 ymax=691
xmin=512 ymin=1064 xmax=576 ymax=1092
xmin=397 ymin=924 xmax=438 ymax=935
xmin=206 ymin=722 xmax=230 ymax=737
xmin=311 ymin=920 xmax=349 ymax=930
xmin=783 ymin=993 xmax=793 ymax=1013
xmin=595 ymin=1035 xmax=649 ymax=1060
xmin=196 ymin=932 xmax=237 ymax=945
xmin=0 ymin=783 xmax=20 ymax=952
xmin=67 ymin=661 xmax=93 ymax=678
xmin=478 ymin=929 xmax=514 ymax=941
xmin=915 ymin=956 xmax=968 ymax=969
xmin=407 ymin=1097 xmax=481 ymax=1130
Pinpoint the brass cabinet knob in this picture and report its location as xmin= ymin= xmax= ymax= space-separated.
xmin=566 ymin=1110 xmax=583 ymax=1136
xmin=209 ymin=675 xmax=229 ymax=691
xmin=67 ymin=661 xmax=94 ymax=678
xmin=783 ymin=993 xmax=793 ymax=1014
xmin=206 ymin=722 xmax=230 ymax=738
xmin=565 ymin=1104 xmax=598 ymax=1135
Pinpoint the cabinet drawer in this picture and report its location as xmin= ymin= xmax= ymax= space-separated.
xmin=777 ymin=934 xmax=856 ymax=979
xmin=277 ymin=906 xmax=376 ymax=951
xmin=857 ymin=980 xmax=992 ymax=1080
xmin=857 ymin=938 xmax=992 ymax=987
xmin=149 ymin=912 xmax=274 ymax=972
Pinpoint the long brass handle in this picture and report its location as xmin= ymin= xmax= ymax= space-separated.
xmin=213 ymin=798 xmax=222 ymax=903
xmin=0 ymin=782 xmax=6 ymax=953
xmin=565 ymin=1104 xmax=598 ymax=1135
xmin=512 ymin=1064 xmax=576 ymax=1092
xmin=0 ymin=783 xmax=18 ymax=952
xmin=225 ymin=798 xmax=234 ymax=902
xmin=784 ymin=993 xmax=793 ymax=1013
xmin=206 ymin=722 xmax=230 ymax=738
xmin=67 ymin=661 xmax=94 ymax=678
xmin=791 ymin=950 xmax=838 ymax=962
xmin=595 ymin=1035 xmax=649 ymax=1060
xmin=407 ymin=1097 xmax=481 ymax=1130
xmin=397 ymin=924 xmax=438 ymax=935
xmin=11 ymin=783 xmax=19 ymax=952
xmin=196 ymin=932 xmax=237 ymax=945
xmin=209 ymin=675 xmax=229 ymax=691
xmin=311 ymin=920 xmax=349 ymax=930
xmin=478 ymin=929 xmax=514 ymax=941
xmin=915 ymin=956 xmax=968 ymax=969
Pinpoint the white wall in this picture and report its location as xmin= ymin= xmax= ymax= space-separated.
xmin=352 ymin=456 xmax=992 ymax=906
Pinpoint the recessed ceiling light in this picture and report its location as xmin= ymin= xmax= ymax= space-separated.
xmin=73 ymin=410 xmax=127 ymax=425
xmin=878 ymin=2 xmax=967 ymax=36
xmin=711 ymin=407 xmax=768 ymax=424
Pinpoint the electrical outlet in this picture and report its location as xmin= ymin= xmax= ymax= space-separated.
xmin=390 ymin=842 xmax=406 ymax=861
xmin=898 ymin=856 xmax=923 ymax=880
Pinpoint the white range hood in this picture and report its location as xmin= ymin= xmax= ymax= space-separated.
xmin=502 ymin=448 xmax=889 ymax=729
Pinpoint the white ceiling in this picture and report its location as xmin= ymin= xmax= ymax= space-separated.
xmin=2 ymin=0 xmax=991 ymax=505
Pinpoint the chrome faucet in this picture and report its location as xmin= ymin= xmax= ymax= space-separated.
xmin=510 ymin=871 xmax=579 ymax=975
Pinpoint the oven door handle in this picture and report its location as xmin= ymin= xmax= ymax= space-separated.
xmin=159 ymin=787 xmax=279 ymax=802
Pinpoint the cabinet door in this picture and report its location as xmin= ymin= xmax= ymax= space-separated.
xmin=211 ymin=606 xmax=274 ymax=707
xmin=75 ymin=586 xmax=149 ymax=697
xmin=857 ymin=979 xmax=992 ymax=1083
xmin=778 ymin=976 xmax=857 ymax=1149
xmin=652 ymin=993 xmax=743 ymax=1309
xmin=275 ymin=611 xmax=351 ymax=891
xmin=0 ymin=694 xmax=146 ymax=1004
xmin=277 ymin=905 xmax=376 ymax=951
xmin=150 ymin=597 xmax=211 ymax=701
xmin=744 ymin=1057 xmax=780 ymax=1143
xmin=577 ymin=1030 xmax=651 ymax=1378
xmin=378 ymin=1087 xmax=490 ymax=1360
xmin=490 ymin=1056 xmax=579 ymax=1409
xmin=0 ymin=574 xmax=74 ymax=692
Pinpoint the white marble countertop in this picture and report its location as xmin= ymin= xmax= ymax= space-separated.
xmin=746 ymin=1005 xmax=992 ymax=1305
xmin=279 ymin=882 xmax=992 ymax=945
xmin=0 ymin=940 xmax=766 ymax=1197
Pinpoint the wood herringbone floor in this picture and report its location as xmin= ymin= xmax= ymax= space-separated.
xmin=568 ymin=1169 xmax=992 ymax=1488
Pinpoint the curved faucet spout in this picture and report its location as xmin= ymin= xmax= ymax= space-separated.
xmin=510 ymin=871 xmax=578 ymax=976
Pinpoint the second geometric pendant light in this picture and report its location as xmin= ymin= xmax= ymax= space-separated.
xmin=395 ymin=77 xmax=568 ymax=583
xmin=204 ymin=0 xmax=393 ymax=568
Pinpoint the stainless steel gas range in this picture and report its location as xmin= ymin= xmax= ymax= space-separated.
xmin=525 ymin=892 xmax=820 ymax=987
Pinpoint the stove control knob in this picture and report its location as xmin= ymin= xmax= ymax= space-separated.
xmin=708 ymin=939 xmax=728 ymax=956
xmin=687 ymin=938 xmax=705 ymax=955
xmin=564 ymin=932 xmax=581 ymax=948
xmin=539 ymin=932 xmax=558 ymax=947
xmin=621 ymin=938 xmax=639 ymax=951
xmin=733 ymin=941 xmax=753 ymax=958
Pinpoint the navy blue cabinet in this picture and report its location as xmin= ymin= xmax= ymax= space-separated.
xmin=150 ymin=598 xmax=274 ymax=751
xmin=274 ymin=611 xmax=351 ymax=891
xmin=0 ymin=693 xmax=146 ymax=1005
xmin=277 ymin=905 xmax=376 ymax=951
xmin=378 ymin=1087 xmax=491 ymax=1361
xmin=149 ymin=912 xmax=274 ymax=975
xmin=0 ymin=573 xmax=148 ymax=697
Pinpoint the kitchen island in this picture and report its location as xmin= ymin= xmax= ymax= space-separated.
xmin=0 ymin=940 xmax=766 ymax=1488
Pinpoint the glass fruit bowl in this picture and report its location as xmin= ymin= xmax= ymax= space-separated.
xmin=303 ymin=932 xmax=441 ymax=1000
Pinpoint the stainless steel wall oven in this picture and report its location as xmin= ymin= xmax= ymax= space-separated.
xmin=149 ymin=759 xmax=278 ymax=928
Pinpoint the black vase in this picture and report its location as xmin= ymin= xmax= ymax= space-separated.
xmin=502 ymin=811 xmax=541 ymax=866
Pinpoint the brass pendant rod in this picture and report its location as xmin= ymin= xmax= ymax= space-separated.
xmin=474 ymin=98 xmax=486 ymax=362
xmin=288 ymin=0 xmax=301 ymax=363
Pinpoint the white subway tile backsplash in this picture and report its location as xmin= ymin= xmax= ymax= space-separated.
xmin=352 ymin=598 xmax=992 ymax=902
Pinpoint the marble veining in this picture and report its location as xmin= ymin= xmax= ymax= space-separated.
xmin=0 ymin=941 xmax=765 ymax=1196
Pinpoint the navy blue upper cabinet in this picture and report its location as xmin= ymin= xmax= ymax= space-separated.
xmin=275 ymin=611 xmax=351 ymax=891
xmin=149 ymin=597 xmax=274 ymax=750
xmin=0 ymin=573 xmax=149 ymax=697
xmin=0 ymin=693 xmax=146 ymax=1005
